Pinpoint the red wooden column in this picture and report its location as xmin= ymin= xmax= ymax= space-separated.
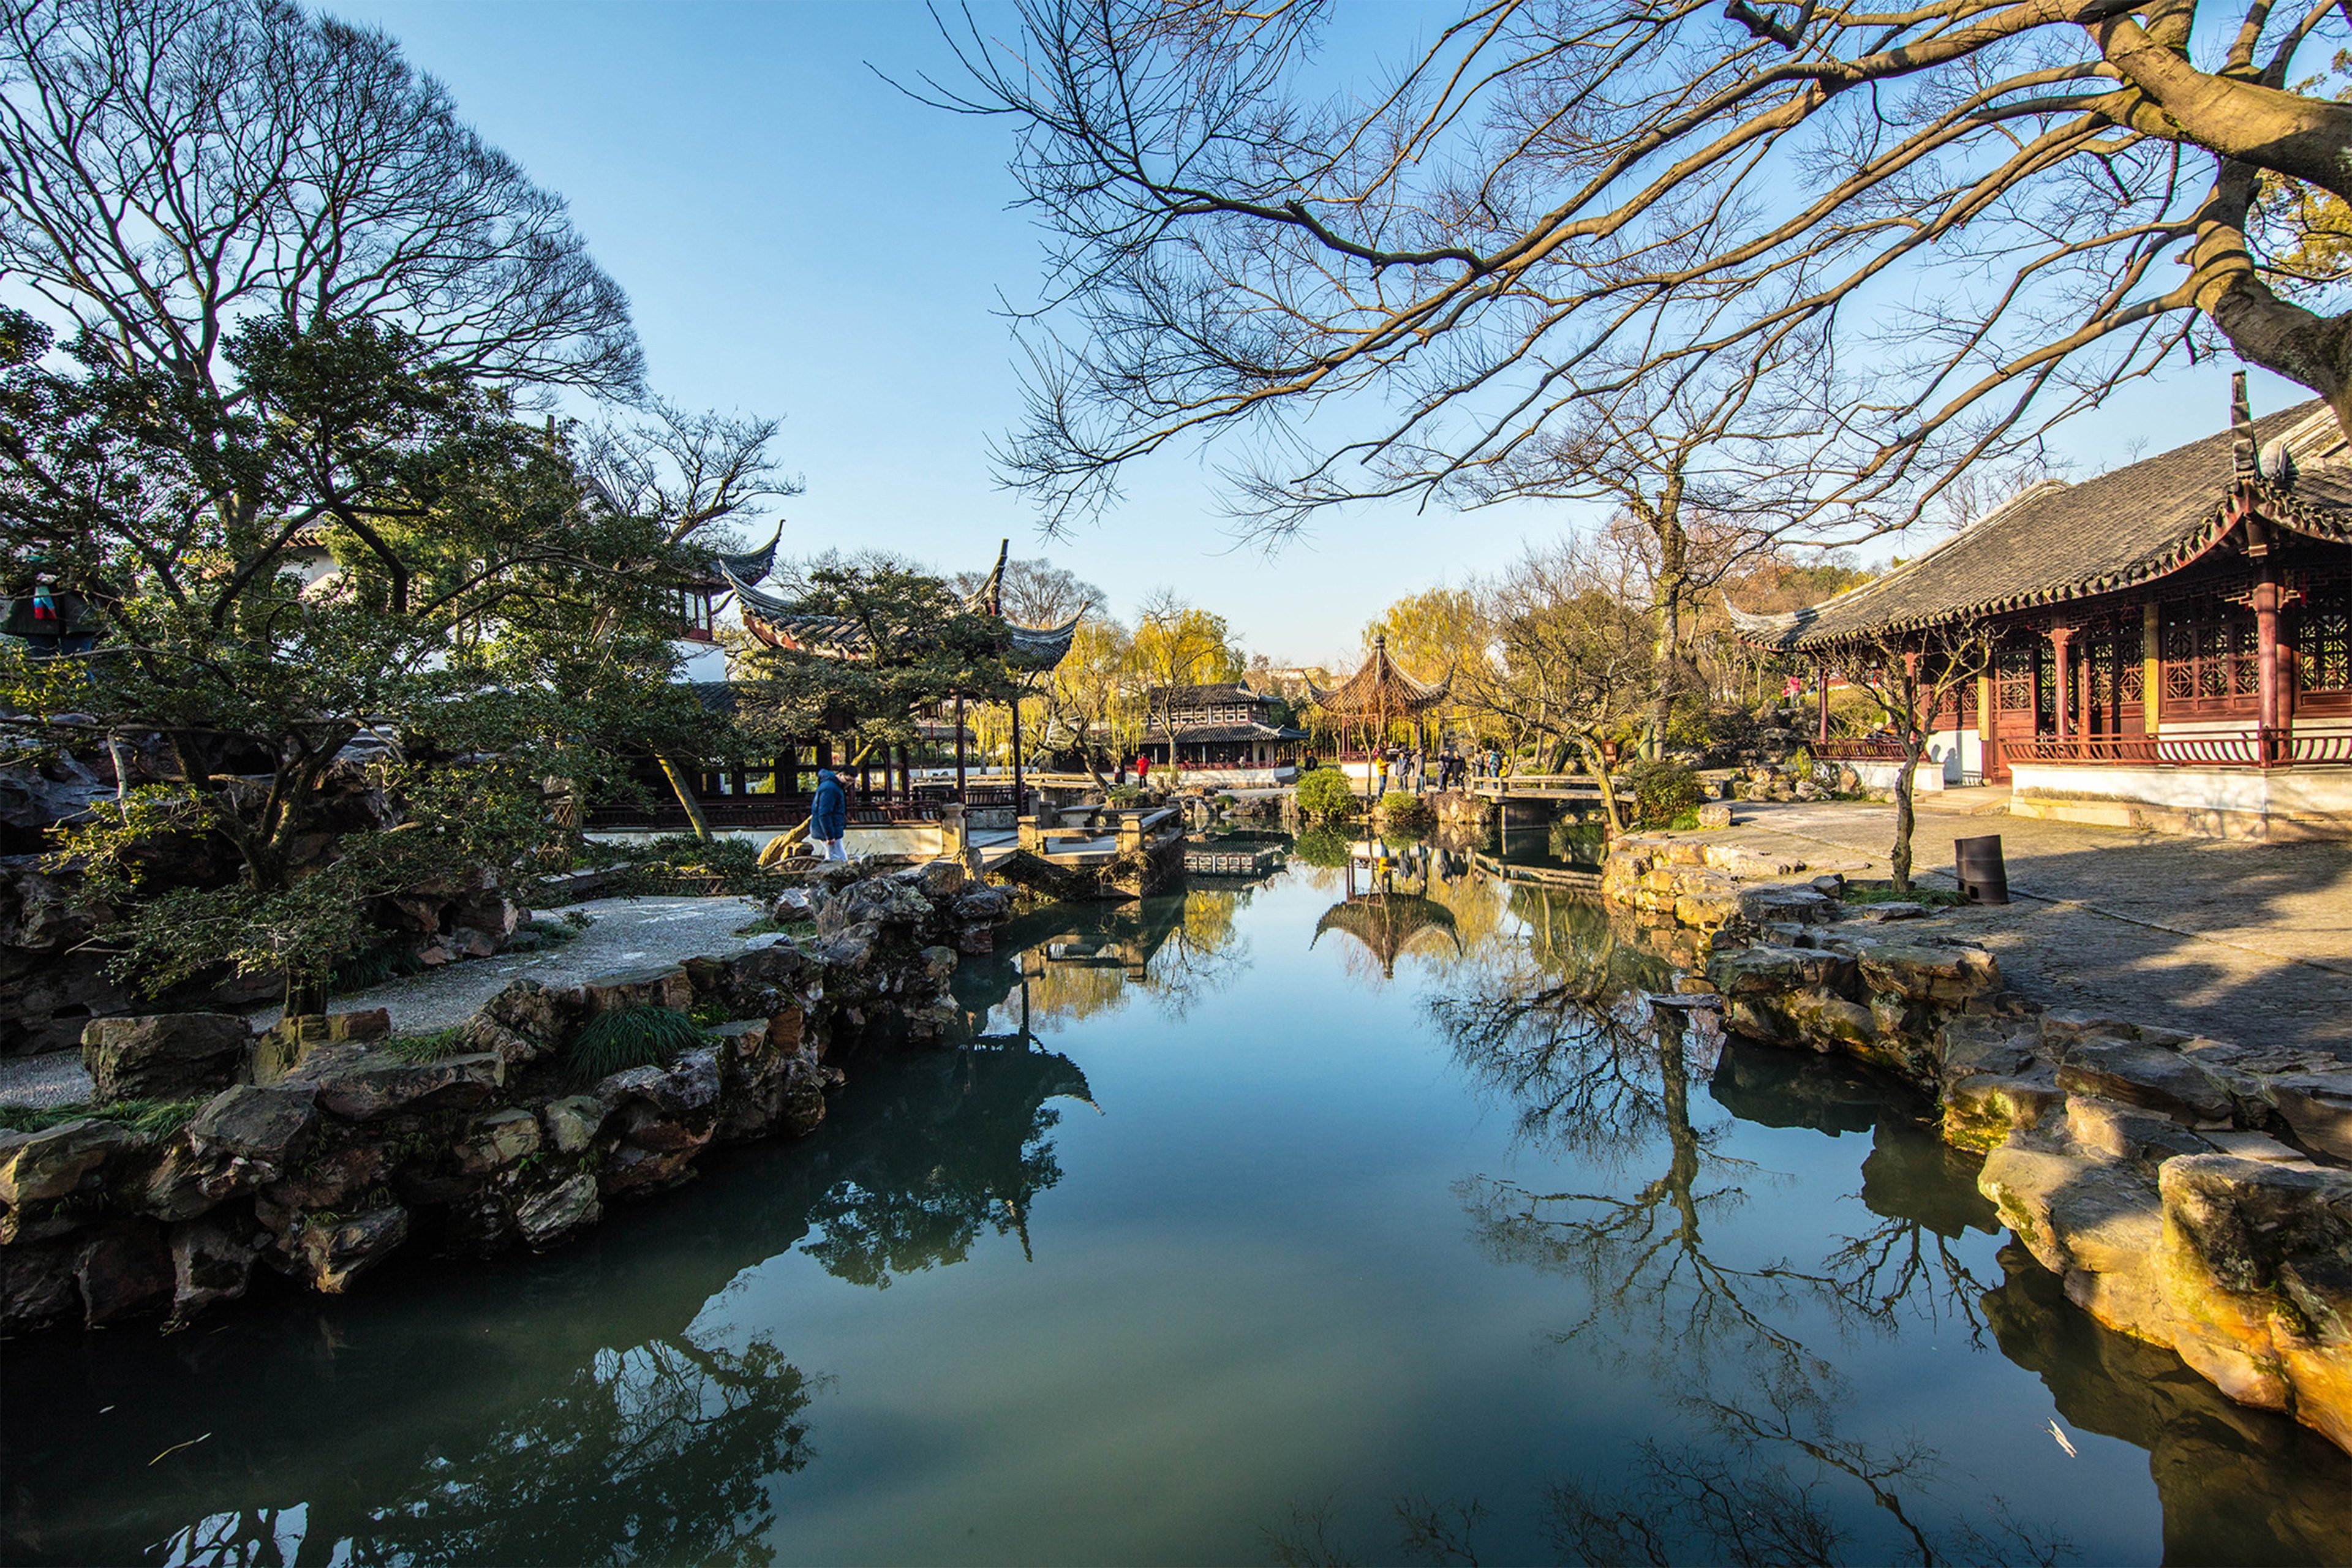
xmin=2048 ymin=625 xmax=2074 ymax=742
xmin=1815 ymin=661 xmax=1830 ymax=744
xmin=2255 ymin=559 xmax=2283 ymax=761
xmin=954 ymin=695 xmax=968 ymax=804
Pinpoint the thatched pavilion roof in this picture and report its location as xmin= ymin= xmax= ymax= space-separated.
xmin=1309 ymin=636 xmax=1449 ymax=719
xmin=1311 ymin=893 xmax=1461 ymax=979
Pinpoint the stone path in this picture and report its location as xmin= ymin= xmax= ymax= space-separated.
xmin=0 ymin=894 xmax=768 ymax=1110
xmin=1717 ymin=793 xmax=2352 ymax=1060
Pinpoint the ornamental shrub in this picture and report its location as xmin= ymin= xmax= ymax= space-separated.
xmin=1377 ymin=792 xmax=1433 ymax=832
xmin=1619 ymin=760 xmax=1705 ymax=827
xmin=1294 ymin=767 xmax=1358 ymax=821
xmin=567 ymin=1005 xmax=706 ymax=1082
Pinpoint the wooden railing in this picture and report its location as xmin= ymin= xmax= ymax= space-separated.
xmin=582 ymin=796 xmax=948 ymax=831
xmin=1811 ymin=739 xmax=1911 ymax=761
xmin=2007 ymin=728 xmax=2352 ymax=769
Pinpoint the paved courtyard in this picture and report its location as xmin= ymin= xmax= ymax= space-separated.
xmin=1721 ymin=791 xmax=2352 ymax=1060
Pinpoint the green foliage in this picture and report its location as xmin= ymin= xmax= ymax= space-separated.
xmin=0 ymin=1098 xmax=205 ymax=1137
xmin=1376 ymin=792 xmax=1433 ymax=832
xmin=732 ymin=914 xmax=813 ymax=939
xmin=332 ymin=940 xmax=428 ymax=993
xmin=388 ymin=1029 xmax=468 ymax=1063
xmin=1293 ymin=767 xmax=1358 ymax=821
xmin=741 ymin=553 xmax=1022 ymax=749
xmin=4 ymin=308 xmax=718 ymax=1003
xmin=1289 ymin=826 xmax=1352 ymax=867
xmin=566 ymin=1006 xmax=705 ymax=1082
xmin=1104 ymin=783 xmax=1144 ymax=805
xmin=612 ymin=834 xmax=778 ymax=895
xmin=1618 ymin=760 xmax=1705 ymax=827
xmin=1664 ymin=704 xmax=1746 ymax=750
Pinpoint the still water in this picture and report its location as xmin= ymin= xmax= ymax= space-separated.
xmin=6 ymin=853 xmax=2349 ymax=1565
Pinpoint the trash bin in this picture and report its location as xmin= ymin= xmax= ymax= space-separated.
xmin=1954 ymin=834 xmax=2009 ymax=905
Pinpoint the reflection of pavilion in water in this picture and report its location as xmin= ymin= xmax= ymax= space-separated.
xmin=1312 ymin=836 xmax=1463 ymax=980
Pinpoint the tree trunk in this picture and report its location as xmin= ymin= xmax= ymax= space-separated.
xmin=1580 ymin=735 xmax=1629 ymax=837
xmin=1890 ymin=736 xmax=1924 ymax=895
xmin=657 ymin=755 xmax=714 ymax=841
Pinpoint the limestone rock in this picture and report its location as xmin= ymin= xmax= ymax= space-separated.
xmin=455 ymin=1108 xmax=541 ymax=1174
xmin=2265 ymin=1071 xmax=2352 ymax=1162
xmin=0 ymin=1118 xmax=143 ymax=1208
xmin=1705 ymin=944 xmax=1855 ymax=998
xmin=168 ymin=1217 xmax=262 ymax=1319
xmin=1849 ymin=940 xmax=2000 ymax=1006
xmin=0 ymin=1236 xmax=81 ymax=1330
xmin=581 ymin=965 xmax=693 ymax=1016
xmin=540 ymin=1095 xmax=607 ymax=1155
xmin=1942 ymin=1066 xmax=2068 ymax=1153
xmin=2057 ymin=1039 xmax=2237 ymax=1128
xmin=1696 ymin=802 xmax=1733 ymax=828
xmin=516 ymin=1173 xmax=601 ymax=1250
xmin=2066 ymin=1095 xmax=2219 ymax=1166
xmin=1980 ymin=1146 xmax=2165 ymax=1284
xmin=186 ymin=1082 xmax=318 ymax=1169
xmin=291 ymin=1204 xmax=410 ymax=1293
xmin=298 ymin=1049 xmax=505 ymax=1121
xmin=80 ymin=1012 xmax=250 ymax=1103
xmin=74 ymin=1221 xmax=172 ymax=1325
xmin=917 ymin=858 xmax=967 ymax=901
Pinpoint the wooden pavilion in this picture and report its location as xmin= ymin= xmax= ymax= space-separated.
xmin=1728 ymin=377 xmax=2351 ymax=839
xmin=584 ymin=540 xmax=1080 ymax=835
xmin=1308 ymin=636 xmax=1450 ymax=780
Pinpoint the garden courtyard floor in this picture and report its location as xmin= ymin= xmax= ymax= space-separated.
xmin=1717 ymin=791 xmax=2352 ymax=1061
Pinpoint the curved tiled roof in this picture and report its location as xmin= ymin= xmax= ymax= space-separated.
xmin=1730 ymin=401 xmax=2352 ymax=652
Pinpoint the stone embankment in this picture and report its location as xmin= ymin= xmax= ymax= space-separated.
xmin=0 ymin=861 xmax=1011 ymax=1334
xmin=1600 ymin=833 xmax=2352 ymax=1455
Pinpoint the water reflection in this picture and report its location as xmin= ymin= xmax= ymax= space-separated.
xmin=1 ymin=1024 xmax=1097 ymax=1566
xmin=1418 ymin=879 xmax=2352 ymax=1567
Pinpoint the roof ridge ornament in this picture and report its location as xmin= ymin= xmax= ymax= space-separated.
xmin=2233 ymin=371 xmax=2260 ymax=478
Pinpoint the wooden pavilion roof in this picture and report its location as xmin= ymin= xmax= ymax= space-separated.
xmin=1727 ymin=397 xmax=2352 ymax=654
xmin=1309 ymin=636 xmax=1449 ymax=718
xmin=720 ymin=537 xmax=1082 ymax=671
xmin=1311 ymin=892 xmax=1460 ymax=979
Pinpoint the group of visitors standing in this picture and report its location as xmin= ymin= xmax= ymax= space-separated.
xmin=1382 ymin=745 xmax=1506 ymax=793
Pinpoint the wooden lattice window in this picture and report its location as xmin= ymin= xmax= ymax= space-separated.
xmin=2162 ymin=605 xmax=2258 ymax=715
xmin=1994 ymin=642 xmax=2038 ymax=714
xmin=2299 ymin=587 xmax=2351 ymax=695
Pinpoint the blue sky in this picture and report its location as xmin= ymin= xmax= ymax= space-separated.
xmin=331 ymin=1 xmax=2305 ymax=668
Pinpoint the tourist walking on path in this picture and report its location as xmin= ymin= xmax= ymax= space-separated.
xmin=810 ymin=767 xmax=848 ymax=861
xmin=1135 ymin=753 xmax=1151 ymax=788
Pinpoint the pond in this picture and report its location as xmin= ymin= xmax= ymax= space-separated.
xmin=5 ymin=855 xmax=2348 ymax=1565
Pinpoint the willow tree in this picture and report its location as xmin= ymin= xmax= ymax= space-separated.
xmin=939 ymin=0 xmax=2352 ymax=533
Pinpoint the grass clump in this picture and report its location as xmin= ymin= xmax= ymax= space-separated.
xmin=732 ymin=914 xmax=813 ymax=938
xmin=566 ymin=1005 xmax=706 ymax=1082
xmin=387 ymin=1028 xmax=469 ymax=1063
xmin=0 ymin=1098 xmax=206 ymax=1137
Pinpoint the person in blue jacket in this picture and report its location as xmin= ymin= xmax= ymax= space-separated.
xmin=809 ymin=767 xmax=848 ymax=861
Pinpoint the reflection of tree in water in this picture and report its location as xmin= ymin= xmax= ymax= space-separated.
xmin=153 ymin=1335 xmax=816 ymax=1568
xmin=802 ymin=1043 xmax=1095 ymax=1287
xmin=1403 ymin=924 xmax=2064 ymax=1567
xmin=5 ymin=1028 xmax=1102 ymax=1566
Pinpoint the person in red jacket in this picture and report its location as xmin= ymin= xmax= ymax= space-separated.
xmin=1134 ymin=753 xmax=1152 ymax=787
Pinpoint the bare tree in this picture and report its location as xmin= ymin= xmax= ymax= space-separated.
xmin=0 ymin=0 xmax=643 ymax=406
xmin=580 ymin=402 xmax=802 ymax=548
xmin=1455 ymin=539 xmax=1652 ymax=834
xmin=1834 ymin=625 xmax=1997 ymax=894
xmin=934 ymin=0 xmax=2352 ymax=535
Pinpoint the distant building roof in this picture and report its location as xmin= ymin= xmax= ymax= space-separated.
xmin=1146 ymin=682 xmax=1264 ymax=706
xmin=1140 ymin=720 xmax=1306 ymax=744
xmin=1728 ymin=399 xmax=2352 ymax=652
